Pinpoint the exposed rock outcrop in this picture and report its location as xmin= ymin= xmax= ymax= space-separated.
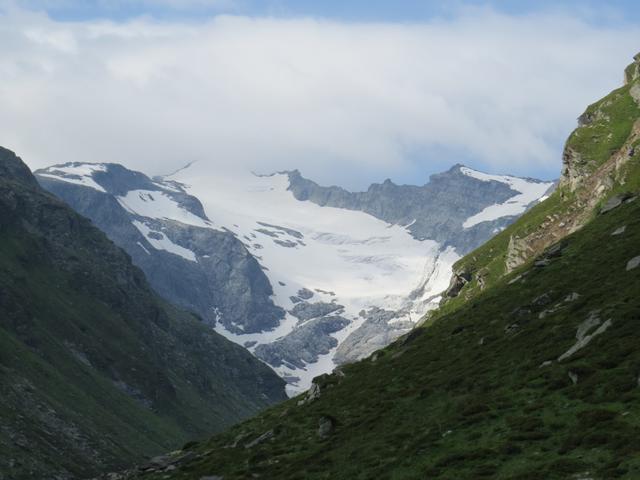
xmin=254 ymin=316 xmax=350 ymax=369
xmin=444 ymin=270 xmax=472 ymax=297
xmin=443 ymin=53 xmax=640 ymax=298
xmin=333 ymin=307 xmax=413 ymax=365
xmin=624 ymin=52 xmax=640 ymax=85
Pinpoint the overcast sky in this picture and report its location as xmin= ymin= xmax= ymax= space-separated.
xmin=1 ymin=1 xmax=638 ymax=189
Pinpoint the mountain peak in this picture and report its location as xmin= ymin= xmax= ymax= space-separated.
xmin=0 ymin=146 xmax=39 ymax=189
xmin=624 ymin=52 xmax=640 ymax=84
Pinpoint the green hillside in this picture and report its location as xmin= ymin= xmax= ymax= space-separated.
xmin=438 ymin=52 xmax=640 ymax=314
xmin=119 ymin=55 xmax=640 ymax=480
xmin=0 ymin=147 xmax=286 ymax=479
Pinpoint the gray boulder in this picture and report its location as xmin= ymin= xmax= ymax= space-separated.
xmin=254 ymin=316 xmax=350 ymax=369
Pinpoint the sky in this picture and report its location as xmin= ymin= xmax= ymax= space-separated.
xmin=0 ymin=1 xmax=638 ymax=189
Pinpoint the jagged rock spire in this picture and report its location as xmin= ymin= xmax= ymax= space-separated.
xmin=624 ymin=52 xmax=640 ymax=85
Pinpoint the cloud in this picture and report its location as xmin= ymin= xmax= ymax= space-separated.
xmin=0 ymin=5 xmax=637 ymax=187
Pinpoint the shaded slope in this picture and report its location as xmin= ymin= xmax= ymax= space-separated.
xmin=0 ymin=147 xmax=286 ymax=479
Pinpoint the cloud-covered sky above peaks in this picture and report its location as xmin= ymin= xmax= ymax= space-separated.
xmin=1 ymin=1 xmax=638 ymax=188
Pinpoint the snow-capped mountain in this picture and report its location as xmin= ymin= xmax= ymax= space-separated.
xmin=36 ymin=162 xmax=554 ymax=394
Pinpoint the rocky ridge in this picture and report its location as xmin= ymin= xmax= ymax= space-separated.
xmin=287 ymin=165 xmax=554 ymax=252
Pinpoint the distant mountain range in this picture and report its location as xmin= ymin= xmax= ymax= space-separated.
xmin=36 ymin=161 xmax=553 ymax=393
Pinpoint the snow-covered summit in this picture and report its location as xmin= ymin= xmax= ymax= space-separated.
xmin=37 ymin=162 xmax=109 ymax=192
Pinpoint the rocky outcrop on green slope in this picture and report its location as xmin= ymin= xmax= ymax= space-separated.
xmin=624 ymin=52 xmax=640 ymax=84
xmin=0 ymin=147 xmax=286 ymax=479
xmin=442 ymin=53 xmax=640 ymax=303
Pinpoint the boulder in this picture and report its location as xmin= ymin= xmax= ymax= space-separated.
xmin=626 ymin=256 xmax=640 ymax=271
xmin=601 ymin=193 xmax=633 ymax=214
xmin=244 ymin=430 xmax=274 ymax=449
xmin=445 ymin=271 xmax=471 ymax=298
xmin=558 ymin=312 xmax=613 ymax=361
xmin=318 ymin=416 xmax=335 ymax=439
xmin=297 ymin=381 xmax=321 ymax=406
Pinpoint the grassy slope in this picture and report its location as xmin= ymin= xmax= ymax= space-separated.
xmin=0 ymin=150 xmax=286 ymax=479
xmin=437 ymin=68 xmax=640 ymax=314
xmin=133 ymin=175 xmax=640 ymax=480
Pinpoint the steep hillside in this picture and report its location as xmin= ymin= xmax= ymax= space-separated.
xmin=0 ymin=147 xmax=286 ymax=480
xmin=439 ymin=52 xmax=640 ymax=312
xmin=114 ymin=56 xmax=640 ymax=480
xmin=36 ymin=162 xmax=551 ymax=393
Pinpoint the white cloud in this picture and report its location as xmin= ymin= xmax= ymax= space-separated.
xmin=0 ymin=6 xmax=637 ymax=187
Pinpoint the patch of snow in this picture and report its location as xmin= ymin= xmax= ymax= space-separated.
xmin=460 ymin=167 xmax=554 ymax=229
xmin=117 ymin=190 xmax=212 ymax=228
xmin=38 ymin=163 xmax=108 ymax=192
xmin=131 ymin=220 xmax=197 ymax=262
xmin=136 ymin=241 xmax=151 ymax=255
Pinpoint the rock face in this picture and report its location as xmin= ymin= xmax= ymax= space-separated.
xmin=289 ymin=301 xmax=343 ymax=322
xmin=0 ymin=147 xmax=286 ymax=479
xmin=333 ymin=308 xmax=414 ymax=365
xmin=36 ymin=163 xmax=285 ymax=334
xmin=254 ymin=316 xmax=350 ymax=369
xmin=624 ymin=52 xmax=640 ymax=85
xmin=444 ymin=270 xmax=472 ymax=298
